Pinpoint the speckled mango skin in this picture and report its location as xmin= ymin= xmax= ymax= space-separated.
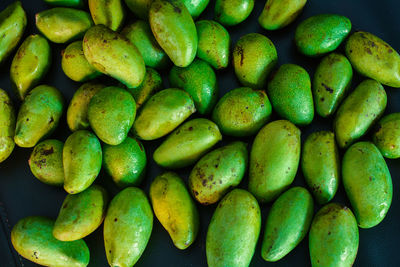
xmin=258 ymin=0 xmax=307 ymax=30
xmin=104 ymin=187 xmax=153 ymax=267
xmin=373 ymin=113 xmax=400 ymax=159
xmin=261 ymin=187 xmax=314 ymax=262
xmin=249 ymin=120 xmax=301 ymax=203
xmin=11 ymin=216 xmax=90 ymax=267
xmin=88 ymin=0 xmax=125 ymax=31
xmin=212 ymin=87 xmax=272 ymax=137
xmin=214 ymin=0 xmax=254 ymax=26
xmin=149 ymin=0 xmax=197 ymax=67
xmin=295 ymin=14 xmax=351 ymax=57
xmin=309 ymin=203 xmax=359 ymax=267
xmin=334 ymin=79 xmax=387 ymax=149
xmin=182 ymin=0 xmax=209 ymax=18
xmin=153 ymin=118 xmax=222 ymax=169
xmin=206 ymin=189 xmax=261 ymax=267
xmin=342 ymin=142 xmax=392 ymax=229
xmin=44 ymin=0 xmax=85 ymax=8
xmin=233 ymin=33 xmax=277 ymax=89
xmin=0 ymin=89 xmax=15 ymax=163
xmin=127 ymin=68 xmax=162 ymax=109
xmin=169 ymin=59 xmax=218 ymax=115
xmin=124 ymin=0 xmax=152 ymax=19
xmin=189 ymin=141 xmax=248 ymax=205
xmin=150 ymin=172 xmax=199 ymax=249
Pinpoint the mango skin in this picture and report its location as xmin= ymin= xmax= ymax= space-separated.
xmin=124 ymin=0 xmax=152 ymax=20
xmin=88 ymin=0 xmax=125 ymax=31
xmin=149 ymin=0 xmax=198 ymax=67
xmin=14 ymin=85 xmax=64 ymax=148
xmin=0 ymin=89 xmax=15 ymax=163
xmin=104 ymin=187 xmax=153 ymax=267
xmin=44 ymin=0 xmax=85 ymax=8
xmin=214 ymin=0 xmax=254 ymax=26
xmin=169 ymin=59 xmax=218 ymax=115
xmin=249 ymin=120 xmax=301 ymax=203
xmin=189 ymin=141 xmax=248 ymax=205
xmin=10 ymin=35 xmax=51 ymax=100
xmin=182 ymin=0 xmax=209 ymax=19
xmin=154 ymin=118 xmax=222 ymax=169
xmin=295 ymin=14 xmax=351 ymax=57
xmin=309 ymin=203 xmax=359 ymax=267
xmin=11 ymin=216 xmax=90 ymax=267
xmin=334 ymin=79 xmax=387 ymax=149
xmin=150 ymin=172 xmax=199 ymax=249
xmin=342 ymin=142 xmax=393 ymax=228
xmin=373 ymin=113 xmax=400 ymax=159
xmin=206 ymin=189 xmax=261 ymax=267
xmin=313 ymin=53 xmax=353 ymax=117
xmin=261 ymin=187 xmax=314 ymax=262
xmin=212 ymin=87 xmax=272 ymax=137
xmin=258 ymin=0 xmax=307 ymax=30
xmin=233 ymin=33 xmax=278 ymax=89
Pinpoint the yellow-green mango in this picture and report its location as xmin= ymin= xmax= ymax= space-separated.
xmin=233 ymin=33 xmax=277 ymax=88
xmin=258 ymin=0 xmax=307 ymax=30
xmin=124 ymin=0 xmax=152 ymax=20
xmin=189 ymin=141 xmax=248 ymax=205
xmin=14 ymin=85 xmax=64 ymax=148
xmin=11 ymin=216 xmax=90 ymax=267
xmin=43 ymin=0 xmax=85 ymax=8
xmin=342 ymin=141 xmax=392 ymax=228
xmin=88 ymin=0 xmax=125 ymax=31
xmin=373 ymin=113 xmax=400 ymax=159
xmin=0 ymin=89 xmax=15 ymax=163
xmin=334 ymin=79 xmax=387 ymax=148
xmin=206 ymin=189 xmax=261 ymax=267
xmin=153 ymin=118 xmax=222 ymax=169
xmin=150 ymin=172 xmax=199 ymax=249
xmin=214 ymin=0 xmax=254 ymax=26
xmin=104 ymin=187 xmax=153 ymax=267
xmin=182 ymin=0 xmax=209 ymax=19
xmin=249 ymin=120 xmax=301 ymax=203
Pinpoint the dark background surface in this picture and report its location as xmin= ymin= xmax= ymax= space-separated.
xmin=0 ymin=0 xmax=399 ymax=266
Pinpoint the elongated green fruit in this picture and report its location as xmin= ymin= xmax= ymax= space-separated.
xmin=88 ymin=0 xmax=125 ymax=31
xmin=373 ymin=113 xmax=400 ymax=159
xmin=258 ymin=0 xmax=307 ymax=30
xmin=0 ymin=89 xmax=15 ymax=163
xmin=214 ymin=0 xmax=254 ymax=26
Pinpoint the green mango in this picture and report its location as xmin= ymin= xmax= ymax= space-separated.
xmin=188 ymin=141 xmax=248 ymax=205
xmin=212 ymin=87 xmax=272 ymax=137
xmin=334 ymin=79 xmax=387 ymax=149
xmin=169 ymin=59 xmax=218 ymax=114
xmin=258 ymin=0 xmax=307 ymax=30
xmin=83 ymin=25 xmax=146 ymax=88
xmin=28 ymin=139 xmax=64 ymax=186
xmin=103 ymin=137 xmax=147 ymax=187
xmin=346 ymin=31 xmax=400 ymax=88
xmin=295 ymin=14 xmax=351 ymax=57
xmin=206 ymin=189 xmax=261 ymax=267
xmin=233 ymin=33 xmax=277 ymax=89
xmin=249 ymin=120 xmax=301 ymax=203
xmin=182 ymin=0 xmax=209 ymax=19
xmin=149 ymin=0 xmax=197 ymax=67
xmin=124 ymin=0 xmax=152 ymax=20
xmin=214 ymin=0 xmax=254 ymax=26
xmin=0 ymin=89 xmax=15 ymax=163
xmin=196 ymin=20 xmax=230 ymax=70
xmin=133 ymin=88 xmax=195 ymax=140
xmin=88 ymin=0 xmax=125 ymax=31
xmin=14 ymin=85 xmax=64 ymax=148
xmin=261 ymin=187 xmax=314 ymax=262
xmin=104 ymin=187 xmax=153 ymax=267
xmin=43 ymin=0 xmax=85 ymax=8
xmin=267 ymin=64 xmax=314 ymax=126
xmin=342 ymin=142 xmax=392 ymax=228
xmin=313 ymin=53 xmax=353 ymax=117
xmin=36 ymin=8 xmax=93 ymax=44
xmin=11 ymin=216 xmax=90 ymax=267
xmin=63 ymin=130 xmax=102 ymax=194
xmin=309 ymin=203 xmax=359 ymax=267
xmin=150 ymin=172 xmax=199 ymax=249
xmin=373 ymin=113 xmax=400 ymax=159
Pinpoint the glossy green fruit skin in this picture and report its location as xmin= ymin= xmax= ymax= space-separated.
xmin=14 ymin=85 xmax=64 ymax=148
xmin=150 ymin=172 xmax=199 ymax=249
xmin=169 ymin=59 xmax=218 ymax=115
xmin=214 ymin=0 xmax=254 ymax=26
xmin=313 ymin=53 xmax=353 ymax=117
xmin=153 ymin=118 xmax=222 ymax=169
xmin=63 ymin=130 xmax=102 ymax=194
xmin=373 ymin=113 xmax=400 ymax=159
xmin=0 ymin=89 xmax=15 ymax=163
xmin=302 ymin=131 xmax=339 ymax=204
xmin=258 ymin=0 xmax=307 ymax=30
xmin=149 ymin=0 xmax=197 ymax=67
xmin=133 ymin=88 xmax=196 ymax=140
xmin=182 ymin=0 xmax=209 ymax=19
xmin=334 ymin=79 xmax=387 ymax=148
xmin=212 ymin=87 xmax=272 ymax=137
xmin=267 ymin=64 xmax=314 ymax=125
xmin=206 ymin=189 xmax=261 ymax=267
xmin=10 ymin=35 xmax=51 ymax=100
xmin=261 ymin=187 xmax=314 ymax=262
xmin=11 ymin=216 xmax=90 ymax=267
xmin=189 ymin=141 xmax=248 ymax=205
xmin=29 ymin=139 xmax=64 ymax=186
xmin=295 ymin=14 xmax=351 ymax=57
xmin=342 ymin=142 xmax=393 ymax=228
xmin=249 ymin=120 xmax=301 ymax=203
xmin=124 ymin=0 xmax=152 ymax=19
xmin=309 ymin=203 xmax=359 ymax=267
xmin=88 ymin=0 xmax=125 ymax=31
xmin=43 ymin=0 xmax=85 ymax=8
xmin=233 ymin=33 xmax=277 ymax=88
xmin=104 ymin=187 xmax=153 ymax=267
xmin=36 ymin=8 xmax=93 ymax=44
xmin=103 ymin=137 xmax=147 ymax=188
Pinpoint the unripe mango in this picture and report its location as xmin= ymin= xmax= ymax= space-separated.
xmin=373 ymin=113 xmax=400 ymax=159
xmin=258 ymin=0 xmax=307 ymax=30
xmin=0 ymin=89 xmax=15 ymax=163
xmin=124 ymin=0 xmax=152 ymax=20
xmin=182 ymin=0 xmax=209 ymax=19
xmin=88 ymin=0 xmax=125 ymax=31
xmin=214 ymin=0 xmax=254 ymax=26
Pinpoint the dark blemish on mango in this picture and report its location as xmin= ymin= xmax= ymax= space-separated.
xmin=41 ymin=147 xmax=54 ymax=156
xmin=49 ymin=117 xmax=54 ymax=123
xmin=188 ymin=126 xmax=193 ymax=131
xmin=114 ymin=218 xmax=118 ymax=222
xmin=321 ymin=83 xmax=333 ymax=93
xmin=202 ymin=179 xmax=207 ymax=186
xmin=365 ymin=47 xmax=372 ymax=55
xmin=173 ymin=6 xmax=181 ymax=14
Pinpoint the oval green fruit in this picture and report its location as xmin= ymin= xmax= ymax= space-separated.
xmin=88 ymin=0 xmax=125 ymax=31
xmin=182 ymin=0 xmax=209 ymax=19
xmin=258 ymin=0 xmax=307 ymax=30
xmin=214 ymin=0 xmax=254 ymax=26
xmin=0 ymin=89 xmax=15 ymax=163
xmin=373 ymin=113 xmax=400 ymax=159
xmin=124 ymin=0 xmax=152 ymax=19
xmin=43 ymin=0 xmax=85 ymax=8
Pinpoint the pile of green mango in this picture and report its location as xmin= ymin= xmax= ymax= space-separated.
xmin=0 ymin=0 xmax=399 ymax=266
